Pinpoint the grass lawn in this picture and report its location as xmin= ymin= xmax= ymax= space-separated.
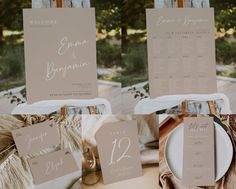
xmin=121 ymin=72 xmax=148 ymax=87
xmin=0 ymin=78 xmax=25 ymax=92
xmin=98 ymin=73 xmax=121 ymax=83
xmin=217 ymin=69 xmax=236 ymax=78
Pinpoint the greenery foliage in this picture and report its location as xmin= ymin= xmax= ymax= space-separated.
xmin=216 ymin=37 xmax=236 ymax=65
xmin=97 ymin=39 xmax=121 ymax=68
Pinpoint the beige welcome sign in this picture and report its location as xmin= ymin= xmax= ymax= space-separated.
xmin=23 ymin=8 xmax=98 ymax=103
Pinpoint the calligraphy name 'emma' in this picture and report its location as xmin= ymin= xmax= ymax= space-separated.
xmin=58 ymin=36 xmax=88 ymax=56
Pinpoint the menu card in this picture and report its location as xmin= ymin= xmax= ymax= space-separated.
xmin=146 ymin=8 xmax=217 ymax=98
xmin=23 ymin=8 xmax=98 ymax=103
xmin=12 ymin=120 xmax=60 ymax=157
xmin=28 ymin=148 xmax=79 ymax=185
xmin=96 ymin=120 xmax=142 ymax=184
xmin=182 ymin=117 xmax=215 ymax=187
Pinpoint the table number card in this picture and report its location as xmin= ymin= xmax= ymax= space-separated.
xmin=23 ymin=8 xmax=98 ymax=103
xmin=146 ymin=8 xmax=217 ymax=98
xmin=28 ymin=148 xmax=79 ymax=185
xmin=12 ymin=120 xmax=60 ymax=157
xmin=182 ymin=117 xmax=215 ymax=187
xmin=96 ymin=120 xmax=142 ymax=184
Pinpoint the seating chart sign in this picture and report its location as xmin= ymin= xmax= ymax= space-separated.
xmin=146 ymin=8 xmax=217 ymax=98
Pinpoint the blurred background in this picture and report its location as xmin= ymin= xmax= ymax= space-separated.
xmin=0 ymin=0 xmax=235 ymax=113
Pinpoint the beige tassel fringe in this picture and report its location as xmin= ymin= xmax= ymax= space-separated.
xmin=0 ymin=150 xmax=32 ymax=189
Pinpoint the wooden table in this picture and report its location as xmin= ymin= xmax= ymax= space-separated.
xmin=83 ymin=165 xmax=159 ymax=189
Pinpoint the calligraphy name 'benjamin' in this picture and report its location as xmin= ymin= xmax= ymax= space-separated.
xmin=156 ymin=16 xmax=208 ymax=26
xmin=45 ymin=61 xmax=89 ymax=81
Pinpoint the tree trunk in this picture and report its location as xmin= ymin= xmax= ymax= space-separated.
xmin=0 ymin=26 xmax=3 ymax=45
xmin=121 ymin=23 xmax=127 ymax=53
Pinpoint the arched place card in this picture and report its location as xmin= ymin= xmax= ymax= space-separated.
xmin=28 ymin=148 xmax=79 ymax=185
xmin=12 ymin=120 xmax=60 ymax=157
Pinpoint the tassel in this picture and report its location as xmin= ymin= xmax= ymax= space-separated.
xmin=0 ymin=150 xmax=32 ymax=189
xmin=58 ymin=115 xmax=82 ymax=151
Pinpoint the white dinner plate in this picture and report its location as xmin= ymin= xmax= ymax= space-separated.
xmin=165 ymin=122 xmax=233 ymax=181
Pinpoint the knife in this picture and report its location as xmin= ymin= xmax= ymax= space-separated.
xmin=211 ymin=115 xmax=236 ymax=153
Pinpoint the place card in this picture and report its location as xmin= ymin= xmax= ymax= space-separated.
xmin=28 ymin=148 xmax=79 ymax=185
xmin=146 ymin=8 xmax=217 ymax=98
xmin=23 ymin=8 xmax=98 ymax=103
xmin=12 ymin=120 xmax=60 ymax=157
xmin=182 ymin=117 xmax=215 ymax=187
xmin=96 ymin=120 xmax=142 ymax=184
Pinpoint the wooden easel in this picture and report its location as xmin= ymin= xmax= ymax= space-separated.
xmin=177 ymin=0 xmax=184 ymax=8
xmin=154 ymin=0 xmax=210 ymax=8
xmin=56 ymin=0 xmax=64 ymax=8
xmin=32 ymin=0 xmax=90 ymax=8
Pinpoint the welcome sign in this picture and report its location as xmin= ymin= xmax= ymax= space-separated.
xmin=23 ymin=8 xmax=98 ymax=103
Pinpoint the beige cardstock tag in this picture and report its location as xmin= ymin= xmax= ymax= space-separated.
xmin=28 ymin=148 xmax=79 ymax=185
xmin=96 ymin=120 xmax=142 ymax=184
xmin=23 ymin=8 xmax=98 ymax=103
xmin=12 ymin=120 xmax=60 ymax=157
xmin=146 ymin=8 xmax=217 ymax=98
xmin=182 ymin=117 xmax=215 ymax=187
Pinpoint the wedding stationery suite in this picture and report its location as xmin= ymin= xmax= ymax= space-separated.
xmin=12 ymin=120 xmax=60 ymax=157
xmin=28 ymin=148 xmax=79 ymax=185
xmin=96 ymin=120 xmax=142 ymax=184
xmin=182 ymin=117 xmax=215 ymax=187
xmin=23 ymin=8 xmax=98 ymax=103
xmin=146 ymin=8 xmax=217 ymax=98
